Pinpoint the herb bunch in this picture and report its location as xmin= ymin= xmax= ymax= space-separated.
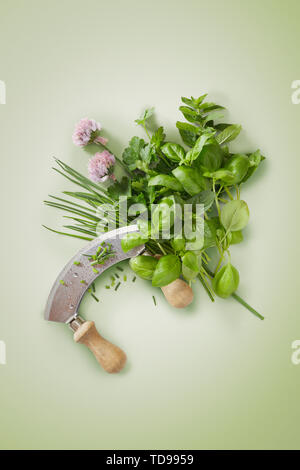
xmin=44 ymin=94 xmax=265 ymax=319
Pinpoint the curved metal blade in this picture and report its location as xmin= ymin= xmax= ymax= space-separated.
xmin=45 ymin=225 xmax=145 ymax=324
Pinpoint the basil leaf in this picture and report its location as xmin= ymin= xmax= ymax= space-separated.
xmin=196 ymin=142 xmax=223 ymax=171
xmin=229 ymin=230 xmax=243 ymax=245
xmin=186 ymin=190 xmax=215 ymax=211
xmin=220 ymin=200 xmax=249 ymax=232
xmin=171 ymin=237 xmax=186 ymax=252
xmin=242 ymin=149 xmax=265 ymax=183
xmin=122 ymin=136 xmax=145 ymax=170
xmin=148 ymin=174 xmax=183 ymax=191
xmin=216 ymin=124 xmax=242 ymax=145
xmin=121 ymin=232 xmax=148 ymax=253
xmin=152 ymin=254 xmax=181 ymax=287
xmin=151 ymin=196 xmax=181 ymax=234
xmin=182 ymin=251 xmax=200 ymax=281
xmin=212 ymin=263 xmax=240 ymax=298
xmin=203 ymin=169 xmax=235 ymax=184
xmin=172 ymin=166 xmax=206 ymax=196
xmin=161 ymin=142 xmax=186 ymax=162
xmin=224 ymin=154 xmax=250 ymax=184
xmin=129 ymin=255 xmax=158 ymax=280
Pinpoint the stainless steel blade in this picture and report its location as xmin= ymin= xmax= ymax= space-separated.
xmin=45 ymin=225 xmax=145 ymax=324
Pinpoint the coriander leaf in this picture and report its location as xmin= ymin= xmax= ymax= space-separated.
xmin=107 ymin=177 xmax=131 ymax=199
xmin=151 ymin=126 xmax=166 ymax=150
xmin=135 ymin=107 xmax=155 ymax=125
xmin=140 ymin=143 xmax=155 ymax=164
xmin=122 ymin=136 xmax=145 ymax=170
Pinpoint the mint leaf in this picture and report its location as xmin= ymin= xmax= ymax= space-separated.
xmin=216 ymin=124 xmax=242 ymax=145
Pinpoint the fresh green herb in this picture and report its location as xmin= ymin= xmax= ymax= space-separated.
xmin=59 ymin=279 xmax=65 ymax=286
xmin=115 ymin=282 xmax=121 ymax=291
xmin=73 ymin=261 xmax=80 ymax=266
xmin=152 ymin=295 xmax=157 ymax=306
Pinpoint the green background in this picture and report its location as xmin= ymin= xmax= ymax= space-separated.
xmin=0 ymin=0 xmax=299 ymax=450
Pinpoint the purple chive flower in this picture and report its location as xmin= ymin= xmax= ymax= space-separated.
xmin=72 ymin=118 xmax=108 ymax=147
xmin=88 ymin=151 xmax=116 ymax=183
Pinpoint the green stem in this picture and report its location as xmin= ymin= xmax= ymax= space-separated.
xmin=212 ymin=179 xmax=221 ymax=218
xmin=198 ymin=273 xmax=215 ymax=302
xmin=224 ymin=186 xmax=234 ymax=200
xmin=231 ymin=293 xmax=264 ymax=320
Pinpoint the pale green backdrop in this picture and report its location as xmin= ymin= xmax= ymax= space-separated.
xmin=0 ymin=0 xmax=299 ymax=450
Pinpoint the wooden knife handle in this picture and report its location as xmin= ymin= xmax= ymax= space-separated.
xmin=72 ymin=320 xmax=126 ymax=373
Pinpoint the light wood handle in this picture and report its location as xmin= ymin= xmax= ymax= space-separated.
xmin=161 ymin=278 xmax=194 ymax=308
xmin=73 ymin=321 xmax=127 ymax=373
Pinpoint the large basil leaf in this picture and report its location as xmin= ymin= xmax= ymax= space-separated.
xmin=182 ymin=251 xmax=200 ymax=281
xmin=220 ymin=200 xmax=249 ymax=232
xmin=129 ymin=255 xmax=158 ymax=280
xmin=187 ymin=190 xmax=215 ymax=211
xmin=148 ymin=174 xmax=183 ymax=191
xmin=196 ymin=141 xmax=223 ymax=172
xmin=212 ymin=263 xmax=240 ymax=298
xmin=161 ymin=142 xmax=186 ymax=162
xmin=121 ymin=232 xmax=148 ymax=253
xmin=172 ymin=166 xmax=206 ymax=196
xmin=151 ymin=196 xmax=182 ymax=235
xmin=224 ymin=154 xmax=250 ymax=184
xmin=152 ymin=254 xmax=181 ymax=287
